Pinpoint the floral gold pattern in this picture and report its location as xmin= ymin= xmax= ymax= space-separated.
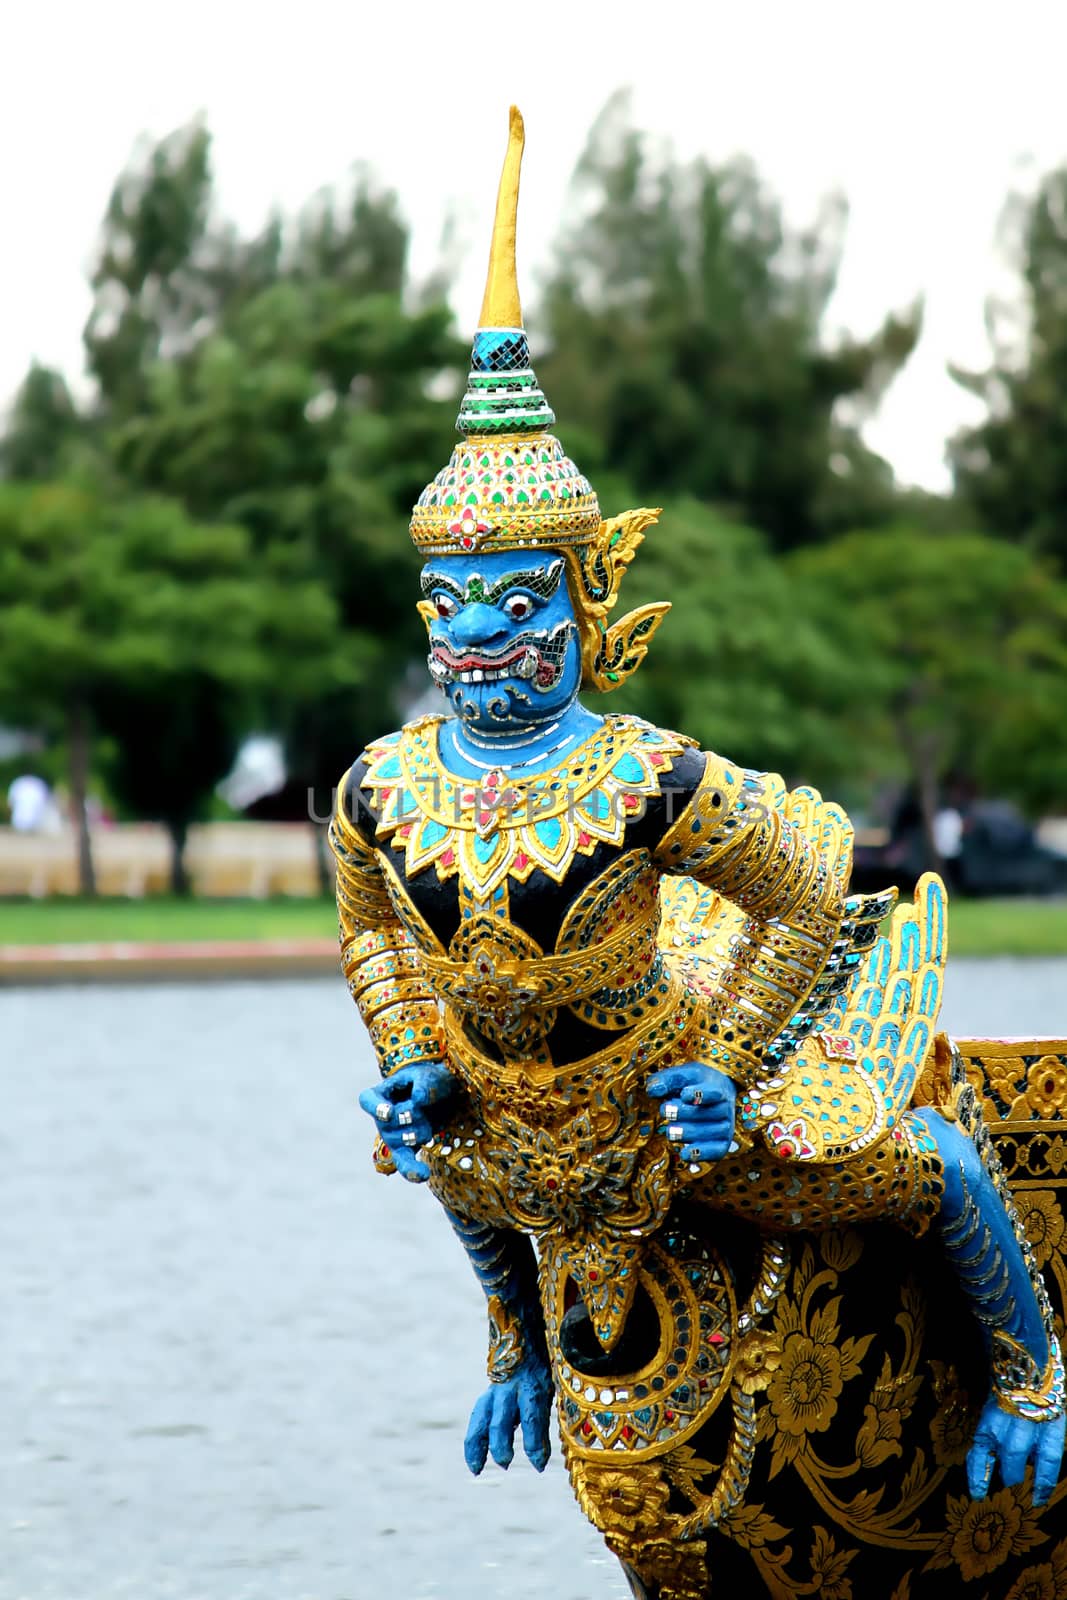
xmin=486 ymin=1294 xmax=525 ymax=1383
xmin=763 ymin=1247 xmax=873 ymax=1467
xmin=924 ymin=1484 xmax=1046 ymax=1579
xmin=1011 ymin=1057 xmax=1067 ymax=1122
xmin=1020 ymin=1191 xmax=1067 ymax=1271
xmin=1003 ymin=1537 xmax=1067 ymax=1599
xmin=928 ymin=1360 xmax=974 ymax=1469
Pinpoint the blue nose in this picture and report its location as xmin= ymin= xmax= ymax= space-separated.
xmin=451 ymin=603 xmax=509 ymax=648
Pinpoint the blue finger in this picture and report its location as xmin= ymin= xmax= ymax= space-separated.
xmin=488 ymin=1385 xmax=520 ymax=1469
xmin=392 ymin=1148 xmax=430 ymax=1183
xmin=659 ymin=1123 xmax=732 ymax=1148
xmin=408 ymin=1076 xmax=440 ymax=1108
xmin=1033 ymin=1414 xmax=1066 ymax=1505
xmin=647 ymin=1065 xmax=704 ymax=1097
xmin=381 ymin=1116 xmax=434 ymax=1149
xmin=967 ymin=1434 xmax=997 ymax=1499
xmin=518 ymin=1383 xmax=551 ymax=1473
xmin=684 ymin=1144 xmax=732 ymax=1163
xmin=663 ymin=1097 xmax=733 ymax=1118
xmin=660 ymin=1108 xmax=733 ymax=1130
xmin=999 ymin=1418 xmax=1033 ymax=1488
xmin=464 ymin=1390 xmax=493 ymax=1475
xmin=358 ymin=1085 xmax=386 ymax=1117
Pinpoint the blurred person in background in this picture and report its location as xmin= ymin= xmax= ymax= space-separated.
xmin=7 ymin=770 xmax=62 ymax=833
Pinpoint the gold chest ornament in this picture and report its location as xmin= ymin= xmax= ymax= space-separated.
xmin=359 ymin=711 xmax=692 ymax=897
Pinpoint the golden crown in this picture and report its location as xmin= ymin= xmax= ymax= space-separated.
xmin=410 ymin=108 xmax=669 ymax=692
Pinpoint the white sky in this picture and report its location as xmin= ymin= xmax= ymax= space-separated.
xmin=4 ymin=0 xmax=1066 ymax=490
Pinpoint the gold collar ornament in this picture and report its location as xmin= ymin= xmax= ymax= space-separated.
xmin=360 ymin=712 xmax=692 ymax=897
xmin=409 ymin=107 xmax=670 ymax=693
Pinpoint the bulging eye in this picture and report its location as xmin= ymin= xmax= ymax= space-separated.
xmin=435 ymin=594 xmax=458 ymax=619
xmin=503 ymin=595 xmax=532 ymax=622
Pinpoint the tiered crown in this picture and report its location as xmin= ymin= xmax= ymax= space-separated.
xmin=410 ymin=108 xmax=670 ymax=693
xmin=410 ymin=107 xmax=601 ymax=556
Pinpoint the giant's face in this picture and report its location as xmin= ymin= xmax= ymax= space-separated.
xmin=420 ymin=549 xmax=581 ymax=730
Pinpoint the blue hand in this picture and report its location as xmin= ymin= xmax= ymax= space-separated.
xmin=967 ymin=1398 xmax=1066 ymax=1506
xmin=357 ymin=1062 xmax=458 ymax=1183
xmin=646 ymin=1062 xmax=738 ymax=1164
xmin=463 ymin=1354 xmax=553 ymax=1475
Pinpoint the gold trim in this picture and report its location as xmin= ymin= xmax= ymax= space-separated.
xmin=360 ymin=714 xmax=692 ymax=897
xmin=544 ymin=1235 xmax=737 ymax=1461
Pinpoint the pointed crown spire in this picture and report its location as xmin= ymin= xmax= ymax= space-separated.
xmin=455 ymin=106 xmax=556 ymax=436
xmin=478 ymin=103 xmax=525 ymax=328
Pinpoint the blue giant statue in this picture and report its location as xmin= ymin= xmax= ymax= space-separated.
xmin=329 ymin=109 xmax=1067 ymax=1600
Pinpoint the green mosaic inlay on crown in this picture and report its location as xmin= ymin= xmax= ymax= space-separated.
xmin=457 ymin=365 xmax=555 ymax=436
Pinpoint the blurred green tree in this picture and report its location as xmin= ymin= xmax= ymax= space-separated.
xmin=794 ymin=529 xmax=1067 ymax=865
xmin=0 ymin=481 xmax=336 ymax=892
xmin=539 ymin=93 xmax=921 ymax=550
xmin=0 ymin=364 xmax=85 ymax=480
xmin=951 ymin=170 xmax=1067 ymax=568
xmin=598 ymin=479 xmax=880 ymax=791
xmin=83 ymin=123 xmax=462 ymax=816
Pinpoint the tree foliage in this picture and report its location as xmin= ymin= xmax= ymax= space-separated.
xmin=1 ymin=364 xmax=84 ymax=481
xmin=540 ymin=93 xmax=921 ymax=551
xmin=2 ymin=106 xmax=1066 ymax=899
xmin=0 ymin=480 xmax=335 ymax=889
xmin=794 ymin=529 xmax=1067 ymax=847
xmin=951 ymin=170 xmax=1067 ymax=568
xmin=81 ymin=122 xmax=462 ymax=799
xmin=598 ymin=478 xmax=878 ymax=792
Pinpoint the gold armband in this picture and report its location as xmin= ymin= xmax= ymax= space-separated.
xmin=329 ymin=768 xmax=448 ymax=1077
xmin=487 ymin=1294 xmax=527 ymax=1383
xmin=369 ymin=1001 xmax=446 ymax=1076
xmin=992 ymin=1331 xmax=1067 ymax=1422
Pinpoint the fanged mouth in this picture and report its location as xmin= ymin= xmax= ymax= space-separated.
xmin=428 ymin=623 xmax=573 ymax=691
xmin=429 ymin=643 xmax=531 ymax=684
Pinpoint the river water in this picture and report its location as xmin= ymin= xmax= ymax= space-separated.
xmin=3 ymin=963 xmax=1065 ymax=1600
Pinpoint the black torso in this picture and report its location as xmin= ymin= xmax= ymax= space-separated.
xmin=342 ymin=741 xmax=707 ymax=1066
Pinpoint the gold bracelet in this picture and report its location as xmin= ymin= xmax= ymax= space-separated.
xmin=487 ymin=1295 xmax=527 ymax=1382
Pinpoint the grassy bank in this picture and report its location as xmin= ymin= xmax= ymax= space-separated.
xmin=0 ymin=894 xmax=1064 ymax=957
xmin=935 ymin=898 xmax=1067 ymax=958
xmin=0 ymin=897 xmax=337 ymax=945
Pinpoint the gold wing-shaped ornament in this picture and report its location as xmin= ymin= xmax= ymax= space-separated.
xmin=745 ymin=872 xmax=948 ymax=1163
xmin=566 ymin=508 xmax=672 ymax=693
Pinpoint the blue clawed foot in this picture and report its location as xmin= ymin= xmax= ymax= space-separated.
xmin=463 ymin=1359 xmax=553 ymax=1476
xmin=967 ymin=1397 xmax=1067 ymax=1507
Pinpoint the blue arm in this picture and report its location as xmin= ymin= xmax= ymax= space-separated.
xmin=444 ymin=1209 xmax=553 ymax=1475
xmin=918 ymin=1108 xmax=1065 ymax=1506
xmin=357 ymin=1072 xmax=553 ymax=1472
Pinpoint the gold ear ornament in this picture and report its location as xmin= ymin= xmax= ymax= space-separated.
xmin=566 ymin=509 xmax=671 ymax=691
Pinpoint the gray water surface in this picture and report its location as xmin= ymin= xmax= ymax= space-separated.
xmin=2 ymin=962 xmax=1065 ymax=1600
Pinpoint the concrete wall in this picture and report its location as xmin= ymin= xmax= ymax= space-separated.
xmin=0 ymin=822 xmax=330 ymax=898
